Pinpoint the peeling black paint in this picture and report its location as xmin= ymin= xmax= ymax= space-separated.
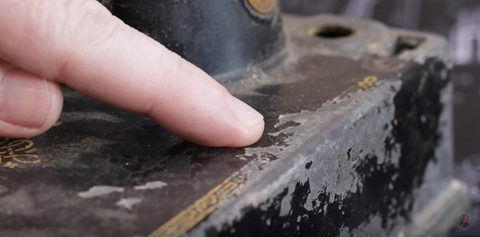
xmin=206 ymin=58 xmax=449 ymax=237
xmin=305 ymin=161 xmax=313 ymax=169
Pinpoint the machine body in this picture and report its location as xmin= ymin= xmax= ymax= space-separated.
xmin=0 ymin=1 xmax=468 ymax=237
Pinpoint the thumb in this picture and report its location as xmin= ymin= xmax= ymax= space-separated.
xmin=0 ymin=60 xmax=63 ymax=138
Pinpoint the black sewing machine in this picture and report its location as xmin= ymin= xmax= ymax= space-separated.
xmin=0 ymin=1 xmax=469 ymax=236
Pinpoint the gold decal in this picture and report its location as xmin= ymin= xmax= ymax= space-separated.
xmin=248 ymin=0 xmax=277 ymax=14
xmin=3 ymin=162 xmax=17 ymax=168
xmin=0 ymin=138 xmax=40 ymax=168
xmin=328 ymin=76 xmax=379 ymax=104
xmin=149 ymin=172 xmax=247 ymax=237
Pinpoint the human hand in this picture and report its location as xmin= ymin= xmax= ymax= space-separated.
xmin=0 ymin=0 xmax=264 ymax=147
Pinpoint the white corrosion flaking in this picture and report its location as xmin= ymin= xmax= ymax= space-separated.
xmin=116 ymin=198 xmax=142 ymax=210
xmin=78 ymin=186 xmax=124 ymax=198
xmin=191 ymin=80 xmax=404 ymax=237
xmin=134 ymin=181 xmax=167 ymax=190
xmin=246 ymin=80 xmax=401 ymax=216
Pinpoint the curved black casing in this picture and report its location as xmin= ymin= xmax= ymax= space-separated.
xmin=108 ymin=0 xmax=286 ymax=80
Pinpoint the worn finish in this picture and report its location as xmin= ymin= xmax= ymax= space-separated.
xmin=203 ymin=59 xmax=454 ymax=237
xmin=0 ymin=15 xmax=467 ymax=237
xmin=106 ymin=0 xmax=285 ymax=80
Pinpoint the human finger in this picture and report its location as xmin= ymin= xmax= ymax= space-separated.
xmin=0 ymin=60 xmax=63 ymax=138
xmin=0 ymin=0 xmax=264 ymax=147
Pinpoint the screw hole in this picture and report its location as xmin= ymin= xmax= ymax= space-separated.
xmin=393 ymin=36 xmax=425 ymax=55
xmin=311 ymin=25 xmax=354 ymax=39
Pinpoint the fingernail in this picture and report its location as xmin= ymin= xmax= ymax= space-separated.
xmin=0 ymin=70 xmax=51 ymax=128
xmin=227 ymin=95 xmax=264 ymax=127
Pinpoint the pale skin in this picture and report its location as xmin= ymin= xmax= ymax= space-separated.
xmin=0 ymin=0 xmax=265 ymax=147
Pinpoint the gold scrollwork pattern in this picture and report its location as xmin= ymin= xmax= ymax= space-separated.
xmin=328 ymin=76 xmax=379 ymax=104
xmin=149 ymin=172 xmax=247 ymax=237
xmin=0 ymin=138 xmax=40 ymax=168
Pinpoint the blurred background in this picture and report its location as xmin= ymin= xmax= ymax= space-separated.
xmin=280 ymin=0 xmax=480 ymax=236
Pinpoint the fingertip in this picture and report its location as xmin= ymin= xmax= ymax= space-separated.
xmin=185 ymin=112 xmax=265 ymax=148
xmin=43 ymin=79 xmax=64 ymax=130
xmin=222 ymin=96 xmax=265 ymax=147
xmin=227 ymin=119 xmax=265 ymax=148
